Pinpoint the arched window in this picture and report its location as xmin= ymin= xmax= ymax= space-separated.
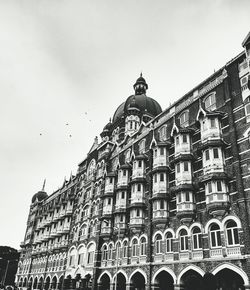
xmin=116 ymin=242 xmax=121 ymax=259
xmin=204 ymin=93 xmax=216 ymax=111
xmin=159 ymin=125 xmax=167 ymax=141
xmin=132 ymin=239 xmax=138 ymax=257
xmin=155 ymin=234 xmax=162 ymax=254
xmin=226 ymin=220 xmax=239 ymax=246
xmin=210 ymin=224 xmax=222 ymax=248
xmin=123 ymin=241 xmax=128 ymax=258
xmin=179 ymin=229 xmax=188 ymax=251
xmin=87 ymin=159 xmax=96 ymax=179
xmin=165 ymin=232 xmax=173 ymax=253
xmin=192 ymin=227 xmax=202 ymax=250
xmin=125 ymin=149 xmax=131 ymax=163
xmin=139 ymin=139 xmax=146 ymax=154
xmin=140 ymin=237 xmax=147 ymax=255
xmin=108 ymin=244 xmax=113 ymax=260
xmin=102 ymin=245 xmax=108 ymax=261
xmin=179 ymin=111 xmax=189 ymax=127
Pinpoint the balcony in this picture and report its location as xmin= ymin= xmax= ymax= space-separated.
xmin=57 ymin=226 xmax=64 ymax=235
xmin=115 ymin=200 xmax=126 ymax=211
xmin=65 ymin=206 xmax=73 ymax=215
xmin=132 ymin=168 xmax=145 ymax=180
xmin=102 ymin=206 xmax=113 ymax=216
xmin=104 ymin=183 xmax=115 ymax=194
xmin=176 ymin=203 xmax=195 ymax=224
xmin=130 ymin=217 xmax=144 ymax=226
xmin=179 ymin=252 xmax=189 ymax=261
xmin=165 ymin=253 xmax=174 ymax=262
xmin=59 ymin=209 xmax=66 ymax=218
xmin=100 ymin=226 xmax=112 ymax=237
xmin=50 ymin=228 xmax=58 ymax=237
xmin=153 ymin=182 xmax=167 ymax=194
xmin=117 ymin=177 xmax=129 ymax=188
xmin=201 ymin=127 xmax=221 ymax=143
xmin=175 ymin=172 xmax=192 ymax=186
xmin=153 ymin=156 xmax=168 ymax=169
xmin=153 ymin=209 xmax=168 ymax=219
xmin=53 ymin=212 xmax=60 ymax=221
xmin=62 ymin=224 xmax=70 ymax=233
xmin=131 ymin=256 xmax=139 ymax=265
xmin=175 ymin=143 xmax=191 ymax=156
xmin=226 ymin=246 xmax=241 ymax=257
xmin=154 ymin=254 xmax=164 ymax=263
xmin=210 ymin=248 xmax=223 ymax=258
xmin=192 ymin=250 xmax=203 ymax=260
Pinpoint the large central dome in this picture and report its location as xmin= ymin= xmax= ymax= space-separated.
xmin=112 ymin=75 xmax=162 ymax=123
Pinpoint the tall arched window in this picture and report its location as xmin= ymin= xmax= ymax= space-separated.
xmin=108 ymin=244 xmax=113 ymax=260
xmin=132 ymin=239 xmax=138 ymax=257
xmin=155 ymin=234 xmax=162 ymax=254
xmin=123 ymin=241 xmax=128 ymax=258
xmin=102 ymin=245 xmax=107 ymax=261
xmin=226 ymin=220 xmax=239 ymax=246
xmin=87 ymin=159 xmax=96 ymax=179
xmin=140 ymin=237 xmax=147 ymax=255
xmin=139 ymin=139 xmax=146 ymax=154
xmin=179 ymin=229 xmax=188 ymax=251
xmin=179 ymin=111 xmax=189 ymax=127
xmin=210 ymin=224 xmax=222 ymax=248
xmin=165 ymin=232 xmax=173 ymax=253
xmin=116 ymin=242 xmax=121 ymax=259
xmin=204 ymin=93 xmax=216 ymax=111
xmin=192 ymin=227 xmax=202 ymax=250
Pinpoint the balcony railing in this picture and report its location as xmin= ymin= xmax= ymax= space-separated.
xmin=117 ymin=177 xmax=129 ymax=187
xmin=210 ymin=248 xmax=222 ymax=257
xmin=179 ymin=252 xmax=189 ymax=261
xmin=153 ymin=183 xmax=167 ymax=194
xmin=226 ymin=246 xmax=241 ymax=256
xmin=153 ymin=156 xmax=167 ymax=168
xmin=132 ymin=169 xmax=145 ymax=179
xmin=192 ymin=250 xmax=203 ymax=260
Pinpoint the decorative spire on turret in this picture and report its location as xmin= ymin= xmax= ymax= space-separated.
xmin=42 ymin=179 xmax=46 ymax=191
xmin=133 ymin=73 xmax=148 ymax=95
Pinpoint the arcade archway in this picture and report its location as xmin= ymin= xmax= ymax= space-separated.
xmin=180 ymin=269 xmax=203 ymax=290
xmin=154 ymin=270 xmax=174 ymax=290
xmin=130 ymin=271 xmax=146 ymax=290
xmin=215 ymin=268 xmax=245 ymax=290
xmin=99 ymin=273 xmax=110 ymax=290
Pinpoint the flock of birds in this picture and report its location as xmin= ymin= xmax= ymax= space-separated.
xmin=39 ymin=112 xmax=92 ymax=138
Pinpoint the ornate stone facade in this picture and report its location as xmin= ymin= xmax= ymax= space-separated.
xmin=16 ymin=33 xmax=250 ymax=290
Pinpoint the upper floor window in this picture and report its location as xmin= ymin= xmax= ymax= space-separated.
xmin=226 ymin=221 xmax=239 ymax=246
xmin=210 ymin=224 xmax=221 ymax=248
xmin=132 ymin=239 xmax=138 ymax=257
xmin=192 ymin=227 xmax=202 ymax=250
xmin=139 ymin=139 xmax=146 ymax=154
xmin=165 ymin=232 xmax=173 ymax=253
xmin=159 ymin=125 xmax=167 ymax=141
xmin=125 ymin=149 xmax=131 ymax=163
xmin=140 ymin=237 xmax=147 ymax=255
xmin=179 ymin=229 xmax=188 ymax=251
xmin=155 ymin=234 xmax=162 ymax=254
xmin=204 ymin=93 xmax=216 ymax=111
xmin=179 ymin=111 xmax=189 ymax=127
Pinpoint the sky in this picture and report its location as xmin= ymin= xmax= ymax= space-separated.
xmin=0 ymin=0 xmax=250 ymax=249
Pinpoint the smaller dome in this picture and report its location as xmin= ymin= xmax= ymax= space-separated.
xmin=32 ymin=191 xmax=48 ymax=203
xmin=103 ymin=119 xmax=112 ymax=132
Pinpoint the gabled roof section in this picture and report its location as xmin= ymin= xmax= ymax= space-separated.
xmin=88 ymin=136 xmax=99 ymax=155
xmin=242 ymin=31 xmax=250 ymax=47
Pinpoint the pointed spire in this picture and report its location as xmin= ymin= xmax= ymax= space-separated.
xmin=42 ymin=179 xmax=46 ymax=191
xmin=140 ymin=72 xmax=142 ymax=77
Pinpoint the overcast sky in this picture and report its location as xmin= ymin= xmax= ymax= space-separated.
xmin=0 ymin=0 xmax=250 ymax=249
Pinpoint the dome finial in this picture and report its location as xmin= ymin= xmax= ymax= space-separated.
xmin=134 ymin=73 xmax=148 ymax=95
xmin=42 ymin=178 xmax=46 ymax=191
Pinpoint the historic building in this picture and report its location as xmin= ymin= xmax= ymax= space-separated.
xmin=16 ymin=32 xmax=250 ymax=290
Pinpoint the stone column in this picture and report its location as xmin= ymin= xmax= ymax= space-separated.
xmin=109 ymin=283 xmax=115 ymax=290
xmin=174 ymin=284 xmax=184 ymax=290
xmin=96 ymin=282 xmax=102 ymax=290
xmin=150 ymin=283 xmax=160 ymax=290
xmin=126 ymin=283 xmax=133 ymax=290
